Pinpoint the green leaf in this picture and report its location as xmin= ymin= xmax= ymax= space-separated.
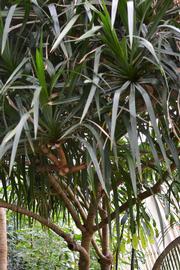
xmin=0 ymin=57 xmax=28 ymax=94
xmin=132 ymin=234 xmax=139 ymax=250
xmin=127 ymin=1 xmax=134 ymax=49
xmin=136 ymin=36 xmax=160 ymax=65
xmin=1 ymin=5 xmax=17 ymax=54
xmin=48 ymin=3 xmax=60 ymax=36
xmin=15 ymin=96 xmax=34 ymax=153
xmin=129 ymin=84 xmax=142 ymax=180
xmin=0 ymin=129 xmax=17 ymax=146
xmin=142 ymin=128 xmax=161 ymax=172
xmin=76 ymin=26 xmax=102 ymax=41
xmin=118 ymin=0 xmax=128 ymax=29
xmin=78 ymin=137 xmax=106 ymax=192
xmin=59 ymin=123 xmax=81 ymax=140
xmin=81 ymin=47 xmax=102 ymax=122
xmin=50 ymin=65 xmax=64 ymax=92
xmin=153 ymin=196 xmax=165 ymax=246
xmin=110 ymin=81 xmax=130 ymax=145
xmin=119 ymin=240 xmax=126 ymax=254
xmin=147 ymin=223 xmax=155 ymax=244
xmin=139 ymin=226 xmax=147 ymax=249
xmin=84 ymin=1 xmax=93 ymax=22
xmin=9 ymin=113 xmax=30 ymax=175
xmin=31 ymin=87 xmax=41 ymax=139
xmin=35 ymin=49 xmax=48 ymax=104
xmin=147 ymin=0 xmax=172 ymax=39
xmin=31 ymin=0 xmax=39 ymax=6
xmin=164 ymin=136 xmax=180 ymax=170
xmin=0 ymin=142 xmax=13 ymax=160
xmin=135 ymin=83 xmax=171 ymax=174
xmin=50 ymin=15 xmax=79 ymax=53
xmin=126 ymin=154 xmax=137 ymax=198
xmin=48 ymin=3 xmax=68 ymax=58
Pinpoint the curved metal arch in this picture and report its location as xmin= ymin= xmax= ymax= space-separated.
xmin=152 ymin=236 xmax=180 ymax=270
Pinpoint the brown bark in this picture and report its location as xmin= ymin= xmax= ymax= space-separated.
xmin=100 ymin=263 xmax=112 ymax=270
xmin=101 ymin=199 xmax=109 ymax=256
xmin=79 ymin=185 xmax=103 ymax=270
xmin=48 ymin=174 xmax=85 ymax=232
xmin=79 ymin=233 xmax=92 ymax=270
xmin=99 ymin=198 xmax=113 ymax=270
xmin=60 ymin=180 xmax=87 ymax=222
xmin=0 ymin=208 xmax=7 ymax=270
xmin=60 ymin=180 xmax=108 ymax=265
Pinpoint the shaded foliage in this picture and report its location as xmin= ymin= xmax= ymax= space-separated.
xmin=0 ymin=0 xmax=179 ymax=269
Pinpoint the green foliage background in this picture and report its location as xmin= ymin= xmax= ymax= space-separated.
xmin=8 ymin=222 xmax=79 ymax=270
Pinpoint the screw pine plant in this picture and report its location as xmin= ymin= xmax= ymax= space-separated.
xmin=0 ymin=1 xmax=179 ymax=269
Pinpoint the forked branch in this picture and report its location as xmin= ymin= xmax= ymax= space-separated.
xmin=48 ymin=174 xmax=85 ymax=232
xmin=0 ymin=200 xmax=88 ymax=259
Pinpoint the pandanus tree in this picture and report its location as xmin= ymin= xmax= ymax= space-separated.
xmin=0 ymin=0 xmax=179 ymax=269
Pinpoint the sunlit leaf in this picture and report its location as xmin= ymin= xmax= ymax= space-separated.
xmin=50 ymin=15 xmax=79 ymax=52
xmin=81 ymin=47 xmax=102 ymax=122
xmin=48 ymin=3 xmax=68 ymax=58
xmin=111 ymin=0 xmax=119 ymax=27
xmin=111 ymin=81 xmax=130 ymax=145
xmin=9 ymin=113 xmax=30 ymax=175
xmin=76 ymin=26 xmax=102 ymax=41
xmin=139 ymin=226 xmax=147 ymax=249
xmin=135 ymin=83 xmax=171 ymax=174
xmin=78 ymin=137 xmax=106 ymax=192
xmin=132 ymin=233 xmax=139 ymax=250
xmin=31 ymin=87 xmax=41 ymax=139
xmin=1 ymin=5 xmax=17 ymax=54
xmin=127 ymin=1 xmax=134 ymax=49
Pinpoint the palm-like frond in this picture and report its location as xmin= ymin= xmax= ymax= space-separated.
xmin=0 ymin=0 xmax=179 ymax=268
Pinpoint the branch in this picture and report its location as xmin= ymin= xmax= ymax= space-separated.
xmin=94 ymin=163 xmax=177 ymax=231
xmin=101 ymin=197 xmax=110 ymax=256
xmin=91 ymin=238 xmax=112 ymax=264
xmin=85 ymin=184 xmax=103 ymax=233
xmin=0 ymin=200 xmax=88 ymax=258
xmin=64 ymin=185 xmax=111 ymax=261
xmin=55 ymin=143 xmax=68 ymax=166
xmin=69 ymin=163 xmax=87 ymax=174
xmin=41 ymin=144 xmax=87 ymax=176
xmin=41 ymin=145 xmax=60 ymax=168
xmin=93 ymin=181 xmax=162 ymax=231
xmin=41 ymin=145 xmax=69 ymax=176
xmin=63 ymin=184 xmax=110 ymax=261
xmin=48 ymin=174 xmax=85 ymax=232
xmin=60 ymin=181 xmax=87 ymax=222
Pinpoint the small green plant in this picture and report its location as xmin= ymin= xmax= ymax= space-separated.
xmin=8 ymin=224 xmax=78 ymax=270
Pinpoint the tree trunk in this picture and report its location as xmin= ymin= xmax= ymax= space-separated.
xmin=100 ymin=263 xmax=112 ymax=270
xmin=0 ymin=208 xmax=8 ymax=270
xmin=100 ymin=198 xmax=113 ymax=270
xmin=79 ymin=254 xmax=90 ymax=270
xmin=78 ymin=233 xmax=92 ymax=270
